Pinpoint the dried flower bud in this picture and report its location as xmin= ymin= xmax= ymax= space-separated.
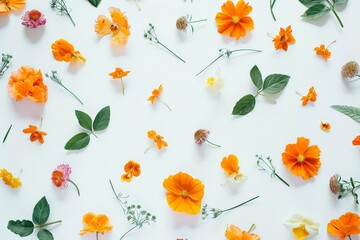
xmin=176 ymin=16 xmax=188 ymax=31
xmin=194 ymin=129 xmax=210 ymax=146
xmin=329 ymin=174 xmax=340 ymax=194
xmin=341 ymin=61 xmax=359 ymax=78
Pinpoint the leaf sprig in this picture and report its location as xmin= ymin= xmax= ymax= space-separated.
xmin=256 ymin=154 xmax=289 ymax=187
xmin=7 ymin=196 xmax=62 ymax=240
xmin=50 ymin=0 xmax=75 ymax=26
xmin=0 ymin=53 xmax=12 ymax=76
xmin=299 ymin=0 xmax=347 ymax=28
xmin=232 ymin=65 xmax=290 ymax=116
xmin=65 ymin=106 xmax=110 ymax=150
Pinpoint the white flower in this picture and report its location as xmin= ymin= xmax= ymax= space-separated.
xmin=206 ymin=69 xmax=224 ymax=89
xmin=284 ymin=214 xmax=319 ymax=240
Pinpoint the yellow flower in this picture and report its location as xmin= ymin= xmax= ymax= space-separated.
xmin=285 ymin=214 xmax=319 ymax=240
xmin=0 ymin=169 xmax=22 ymax=188
xmin=206 ymin=69 xmax=224 ymax=89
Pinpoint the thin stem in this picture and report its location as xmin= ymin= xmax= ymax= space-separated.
xmin=96 ymin=232 xmax=99 ymax=240
xmin=134 ymin=0 xmax=141 ymax=11
xmin=34 ymin=220 xmax=62 ymax=228
xmin=295 ymin=91 xmax=303 ymax=97
xmin=189 ymin=19 xmax=207 ymax=24
xmin=144 ymin=144 xmax=154 ymax=154
xmin=274 ymin=172 xmax=290 ymax=187
xmin=222 ymin=196 xmax=259 ymax=212
xmin=270 ymin=0 xmax=276 ymax=21
xmin=206 ymin=139 xmax=221 ymax=148
xmin=2 ymin=124 xmax=12 ymax=143
xmin=67 ymin=12 xmax=76 ymax=26
xmin=91 ymin=131 xmax=98 ymax=138
xmin=327 ymin=40 xmax=336 ymax=49
xmin=348 ymin=236 xmax=352 ymax=240
xmin=230 ymin=49 xmax=262 ymax=54
xmin=326 ymin=0 xmax=344 ymax=28
xmin=247 ymin=224 xmax=256 ymax=234
xmin=157 ymin=41 xmax=186 ymax=63
xmin=120 ymin=225 xmax=138 ymax=240
xmin=60 ymin=83 xmax=84 ymax=105
xmin=120 ymin=78 xmax=125 ymax=96
xmin=67 ymin=179 xmax=80 ymax=196
xmin=158 ymin=100 xmax=172 ymax=111
xmin=196 ymin=54 xmax=224 ymax=76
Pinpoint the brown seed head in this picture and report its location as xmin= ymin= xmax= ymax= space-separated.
xmin=329 ymin=174 xmax=340 ymax=195
xmin=341 ymin=61 xmax=359 ymax=78
xmin=194 ymin=129 xmax=209 ymax=146
xmin=176 ymin=16 xmax=188 ymax=31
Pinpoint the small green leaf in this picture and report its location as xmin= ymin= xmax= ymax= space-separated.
xmin=333 ymin=0 xmax=347 ymax=5
xmin=301 ymin=4 xmax=330 ymax=19
xmin=331 ymin=105 xmax=360 ymax=124
xmin=262 ymin=74 xmax=290 ymax=94
xmin=64 ymin=133 xmax=90 ymax=150
xmin=37 ymin=229 xmax=54 ymax=240
xmin=7 ymin=220 xmax=34 ymax=237
xmin=232 ymin=94 xmax=256 ymax=116
xmin=93 ymin=106 xmax=110 ymax=131
xmin=32 ymin=196 xmax=50 ymax=225
xmin=299 ymin=0 xmax=325 ymax=7
xmin=75 ymin=110 xmax=92 ymax=131
xmin=2 ymin=124 xmax=12 ymax=143
xmin=250 ymin=65 xmax=263 ymax=90
xmin=88 ymin=0 xmax=101 ymax=7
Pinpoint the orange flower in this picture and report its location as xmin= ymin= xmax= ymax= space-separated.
xmin=0 ymin=0 xmax=26 ymax=15
xmin=282 ymin=137 xmax=321 ymax=180
xmin=225 ymin=224 xmax=260 ymax=240
xmin=353 ymin=135 xmax=360 ymax=146
xmin=146 ymin=130 xmax=168 ymax=151
xmin=273 ymin=25 xmax=296 ymax=51
xmin=109 ymin=67 xmax=130 ymax=95
xmin=320 ymin=122 xmax=331 ymax=131
xmin=0 ymin=169 xmax=22 ymax=188
xmin=23 ymin=124 xmax=47 ymax=144
xmin=215 ymin=0 xmax=254 ymax=40
xmin=51 ymin=39 xmax=86 ymax=63
xmin=327 ymin=212 xmax=360 ymax=240
xmin=314 ymin=44 xmax=331 ymax=59
xmin=121 ymin=160 xmax=141 ymax=182
xmin=94 ymin=7 xmax=130 ymax=47
xmin=163 ymin=172 xmax=204 ymax=215
xmin=301 ymin=86 xmax=317 ymax=106
xmin=79 ymin=212 xmax=112 ymax=236
xmin=221 ymin=154 xmax=244 ymax=182
xmin=148 ymin=84 xmax=163 ymax=104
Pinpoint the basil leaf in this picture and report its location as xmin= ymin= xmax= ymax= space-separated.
xmin=232 ymin=94 xmax=256 ymax=115
xmin=7 ymin=220 xmax=34 ymax=237
xmin=32 ymin=196 xmax=50 ymax=225
xmin=75 ymin=110 xmax=93 ymax=131
xmin=262 ymin=74 xmax=290 ymax=94
xmin=37 ymin=229 xmax=54 ymax=240
xmin=301 ymin=4 xmax=330 ymax=19
xmin=64 ymin=133 xmax=90 ymax=150
xmin=299 ymin=0 xmax=325 ymax=7
xmin=93 ymin=106 xmax=110 ymax=131
xmin=88 ymin=0 xmax=101 ymax=7
xmin=331 ymin=105 xmax=360 ymax=124
xmin=250 ymin=65 xmax=263 ymax=90
xmin=333 ymin=0 xmax=347 ymax=4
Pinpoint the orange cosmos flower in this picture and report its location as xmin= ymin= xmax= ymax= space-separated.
xmin=109 ymin=67 xmax=130 ymax=95
xmin=353 ymin=135 xmax=360 ymax=146
xmin=94 ymin=7 xmax=130 ymax=47
xmin=327 ymin=212 xmax=360 ymax=240
xmin=314 ymin=44 xmax=331 ymax=59
xmin=163 ymin=172 xmax=204 ymax=215
xmin=51 ymin=39 xmax=86 ymax=63
xmin=215 ymin=0 xmax=254 ymax=40
xmin=225 ymin=224 xmax=260 ymax=240
xmin=148 ymin=84 xmax=163 ymax=104
xmin=282 ymin=137 xmax=321 ymax=180
xmin=8 ymin=66 xmax=48 ymax=103
xmin=0 ymin=0 xmax=25 ymax=15
xmin=273 ymin=25 xmax=296 ymax=51
xmin=0 ymin=168 xmax=22 ymax=188
xmin=221 ymin=154 xmax=244 ymax=182
xmin=79 ymin=212 xmax=112 ymax=236
xmin=300 ymin=86 xmax=317 ymax=106
xmin=121 ymin=160 xmax=141 ymax=182
xmin=320 ymin=122 xmax=331 ymax=131
xmin=23 ymin=123 xmax=47 ymax=144
xmin=145 ymin=130 xmax=168 ymax=153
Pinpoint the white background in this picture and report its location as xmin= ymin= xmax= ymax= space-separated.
xmin=1 ymin=0 xmax=360 ymax=239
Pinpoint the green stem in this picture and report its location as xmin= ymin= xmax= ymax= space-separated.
xmin=158 ymin=100 xmax=172 ymax=111
xmin=247 ymin=224 xmax=256 ymax=234
xmin=96 ymin=232 xmax=99 ymax=240
xmin=34 ymin=220 xmax=62 ymax=228
xmin=157 ymin=41 xmax=186 ymax=63
xmin=270 ymin=0 xmax=276 ymax=21
xmin=120 ymin=225 xmax=138 ymax=240
xmin=2 ymin=124 xmax=12 ymax=143
xmin=67 ymin=179 xmax=80 ymax=196
xmin=60 ymin=83 xmax=84 ymax=105
xmin=230 ymin=49 xmax=262 ymax=54
xmin=326 ymin=0 xmax=344 ymax=28
xmin=205 ymin=139 xmax=221 ymax=148
xmin=134 ymin=0 xmax=141 ymax=11
xmin=189 ymin=19 xmax=207 ymax=24
xmin=348 ymin=235 xmax=352 ymax=240
xmin=221 ymin=196 xmax=259 ymax=212
xmin=274 ymin=172 xmax=290 ymax=187
xmin=91 ymin=131 xmax=98 ymax=138
xmin=196 ymin=54 xmax=224 ymax=76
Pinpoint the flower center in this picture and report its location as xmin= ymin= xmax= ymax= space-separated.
xmin=110 ymin=23 xmax=118 ymax=32
xmin=181 ymin=190 xmax=188 ymax=197
xmin=232 ymin=16 xmax=240 ymax=24
xmin=29 ymin=10 xmax=41 ymax=21
xmin=297 ymin=154 xmax=305 ymax=162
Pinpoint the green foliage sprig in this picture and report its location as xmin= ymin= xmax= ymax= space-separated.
xmin=0 ymin=53 xmax=12 ymax=76
xmin=299 ymin=0 xmax=347 ymax=28
xmin=109 ymin=180 xmax=156 ymax=240
xmin=3 ymin=124 xmax=12 ymax=143
xmin=50 ymin=0 xmax=75 ymax=26
xmin=88 ymin=0 xmax=101 ymax=7
xmin=7 ymin=196 xmax=62 ymax=240
xmin=330 ymin=174 xmax=360 ymax=204
xmin=256 ymin=154 xmax=290 ymax=187
xmin=65 ymin=106 xmax=110 ymax=150
xmin=331 ymin=105 xmax=360 ymax=124
xmin=232 ymin=65 xmax=290 ymax=116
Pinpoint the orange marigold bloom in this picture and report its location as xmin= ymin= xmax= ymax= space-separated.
xmin=80 ymin=212 xmax=112 ymax=236
xmin=147 ymin=130 xmax=168 ymax=150
xmin=321 ymin=122 xmax=331 ymax=131
xmin=353 ymin=135 xmax=360 ymax=146
xmin=301 ymin=86 xmax=317 ymax=106
xmin=314 ymin=44 xmax=331 ymax=59
xmin=225 ymin=225 xmax=260 ymax=240
xmin=327 ymin=212 xmax=360 ymax=240
xmin=282 ymin=137 xmax=321 ymax=180
xmin=0 ymin=0 xmax=26 ymax=15
xmin=94 ymin=7 xmax=130 ymax=47
xmin=221 ymin=154 xmax=244 ymax=182
xmin=273 ymin=25 xmax=296 ymax=51
xmin=23 ymin=125 xmax=47 ymax=144
xmin=0 ymin=169 xmax=22 ymax=188
xmin=163 ymin=172 xmax=204 ymax=215
xmin=8 ymin=66 xmax=48 ymax=103
xmin=51 ymin=39 xmax=86 ymax=63
xmin=215 ymin=0 xmax=254 ymax=40
xmin=109 ymin=67 xmax=130 ymax=79
xmin=148 ymin=84 xmax=163 ymax=104
xmin=121 ymin=160 xmax=141 ymax=182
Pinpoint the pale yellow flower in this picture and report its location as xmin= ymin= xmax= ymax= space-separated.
xmin=206 ymin=69 xmax=224 ymax=89
xmin=285 ymin=214 xmax=319 ymax=240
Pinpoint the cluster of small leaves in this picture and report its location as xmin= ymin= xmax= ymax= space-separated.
xmin=337 ymin=176 xmax=360 ymax=204
xmin=7 ymin=196 xmax=62 ymax=240
xmin=65 ymin=106 xmax=110 ymax=150
xmin=88 ymin=0 xmax=101 ymax=7
xmin=331 ymin=105 xmax=360 ymax=124
xmin=299 ymin=0 xmax=347 ymax=28
xmin=256 ymin=154 xmax=290 ymax=187
xmin=50 ymin=0 xmax=75 ymax=26
xmin=109 ymin=180 xmax=156 ymax=240
xmin=0 ymin=53 xmax=12 ymax=76
xmin=232 ymin=65 xmax=290 ymax=116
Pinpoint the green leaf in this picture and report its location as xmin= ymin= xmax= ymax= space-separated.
xmin=7 ymin=220 xmax=34 ymax=237
xmin=2 ymin=124 xmax=12 ymax=143
xmin=232 ymin=94 xmax=256 ymax=116
xmin=331 ymin=105 xmax=360 ymax=124
xmin=37 ymin=229 xmax=54 ymax=240
xmin=75 ymin=110 xmax=93 ymax=131
xmin=301 ymin=4 xmax=330 ymax=19
xmin=64 ymin=133 xmax=90 ymax=150
xmin=93 ymin=106 xmax=110 ymax=131
xmin=250 ymin=65 xmax=263 ymax=90
xmin=299 ymin=0 xmax=325 ymax=7
xmin=333 ymin=0 xmax=347 ymax=5
xmin=32 ymin=196 xmax=50 ymax=225
xmin=88 ymin=0 xmax=101 ymax=7
xmin=262 ymin=74 xmax=290 ymax=94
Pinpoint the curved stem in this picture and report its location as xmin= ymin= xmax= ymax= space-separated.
xmin=60 ymin=83 xmax=84 ymax=105
xmin=157 ymin=41 xmax=186 ymax=63
xmin=327 ymin=40 xmax=336 ymax=49
xmin=34 ymin=220 xmax=62 ymax=228
xmin=120 ymin=78 xmax=125 ymax=96
xmin=205 ymin=139 xmax=221 ymax=148
xmin=67 ymin=179 xmax=80 ymax=196
xmin=221 ymin=196 xmax=259 ymax=212
xmin=120 ymin=225 xmax=138 ymax=240
xmin=270 ymin=0 xmax=276 ymax=21
xmin=158 ymin=100 xmax=172 ymax=111
xmin=144 ymin=143 xmax=154 ymax=154
xmin=196 ymin=54 xmax=224 ymax=76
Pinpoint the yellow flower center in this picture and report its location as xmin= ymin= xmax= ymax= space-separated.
xmin=232 ymin=16 xmax=240 ymax=24
xmin=297 ymin=154 xmax=305 ymax=162
xmin=29 ymin=10 xmax=41 ymax=21
xmin=207 ymin=77 xmax=215 ymax=87
xmin=181 ymin=190 xmax=188 ymax=197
